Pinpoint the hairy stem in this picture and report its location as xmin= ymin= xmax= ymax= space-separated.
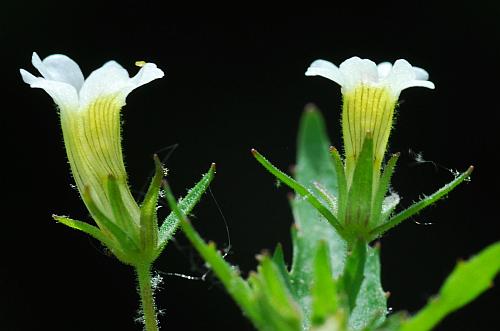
xmin=136 ymin=264 xmax=159 ymax=331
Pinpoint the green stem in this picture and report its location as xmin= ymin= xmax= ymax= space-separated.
xmin=136 ymin=264 xmax=159 ymax=331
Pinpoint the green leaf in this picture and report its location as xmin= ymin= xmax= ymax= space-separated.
xmin=139 ymin=155 xmax=164 ymax=255
xmin=348 ymin=245 xmax=387 ymax=331
xmin=289 ymin=106 xmax=347 ymax=329
xmin=252 ymin=148 xmax=343 ymax=235
xmin=162 ymin=181 xmax=259 ymax=324
xmin=311 ymin=241 xmax=338 ymax=326
xmin=401 ymin=241 xmax=500 ymax=331
xmin=253 ymin=256 xmax=303 ymax=331
xmin=370 ymin=166 xmax=474 ymax=240
xmin=156 ymin=163 xmax=216 ymax=255
xmin=369 ymin=153 xmax=399 ymax=228
xmin=341 ymin=240 xmax=367 ymax=312
xmin=273 ymin=243 xmax=293 ymax=291
xmin=373 ymin=313 xmax=406 ymax=331
xmin=345 ymin=136 xmax=373 ymax=240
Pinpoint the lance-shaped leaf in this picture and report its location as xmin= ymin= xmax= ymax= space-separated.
xmin=401 ymin=241 xmax=500 ymax=331
xmin=272 ymin=243 xmax=293 ymax=292
xmin=311 ymin=241 xmax=338 ymax=326
xmin=249 ymin=255 xmax=303 ymax=331
xmin=340 ymin=240 xmax=367 ymax=312
xmin=162 ymin=181 xmax=259 ymax=324
xmin=369 ymin=166 xmax=474 ymax=240
xmin=289 ymin=107 xmax=347 ymax=330
xmin=251 ymin=148 xmax=344 ymax=236
xmin=156 ymin=163 xmax=216 ymax=255
xmin=348 ymin=245 xmax=387 ymax=331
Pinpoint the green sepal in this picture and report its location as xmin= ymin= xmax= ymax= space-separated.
xmin=329 ymin=146 xmax=348 ymax=224
xmin=311 ymin=241 xmax=338 ymax=326
xmin=156 ymin=163 xmax=216 ymax=257
xmin=53 ymin=215 xmax=131 ymax=263
xmin=369 ymin=166 xmax=474 ymax=240
xmin=139 ymin=155 xmax=163 ymax=257
xmin=401 ymin=241 xmax=500 ymax=331
xmin=106 ymin=175 xmax=138 ymax=244
xmin=369 ymin=153 xmax=399 ymax=228
xmin=252 ymin=148 xmax=344 ymax=237
xmin=340 ymin=240 xmax=367 ymax=312
xmin=345 ymin=136 xmax=374 ymax=240
xmin=53 ymin=215 xmax=115 ymax=251
xmin=82 ymin=186 xmax=140 ymax=259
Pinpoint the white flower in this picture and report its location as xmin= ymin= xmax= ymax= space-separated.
xmin=305 ymin=56 xmax=434 ymax=97
xmin=306 ymin=56 xmax=435 ymax=189
xmin=20 ymin=52 xmax=165 ymax=233
xmin=20 ymin=52 xmax=164 ymax=112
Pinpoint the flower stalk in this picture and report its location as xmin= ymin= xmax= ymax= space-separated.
xmin=136 ymin=264 xmax=159 ymax=331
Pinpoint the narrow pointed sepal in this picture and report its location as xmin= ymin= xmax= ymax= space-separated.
xmin=345 ymin=136 xmax=374 ymax=240
xmin=106 ymin=175 xmax=138 ymax=241
xmin=139 ymin=155 xmax=163 ymax=259
xmin=53 ymin=215 xmax=116 ymax=250
xmin=369 ymin=153 xmax=400 ymax=228
xmin=369 ymin=166 xmax=474 ymax=241
xmin=52 ymin=213 xmax=136 ymax=265
xmin=82 ymin=186 xmax=140 ymax=261
xmin=329 ymin=146 xmax=348 ymax=224
xmin=252 ymin=148 xmax=345 ymax=237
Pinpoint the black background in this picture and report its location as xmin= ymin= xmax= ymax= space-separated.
xmin=1 ymin=2 xmax=499 ymax=330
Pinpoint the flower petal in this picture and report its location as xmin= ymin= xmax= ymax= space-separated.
xmin=32 ymin=52 xmax=85 ymax=91
xmin=79 ymin=61 xmax=164 ymax=110
xmin=305 ymin=59 xmax=345 ymax=87
xmin=127 ymin=63 xmax=165 ymax=94
xmin=400 ymin=80 xmax=435 ymax=90
xmin=382 ymin=59 xmax=419 ymax=95
xmin=20 ymin=69 xmax=79 ymax=111
xmin=387 ymin=60 xmax=435 ymax=92
xmin=339 ymin=57 xmax=378 ymax=91
xmin=78 ymin=61 xmax=132 ymax=108
xmin=377 ymin=62 xmax=392 ymax=79
xmin=413 ymin=66 xmax=430 ymax=81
